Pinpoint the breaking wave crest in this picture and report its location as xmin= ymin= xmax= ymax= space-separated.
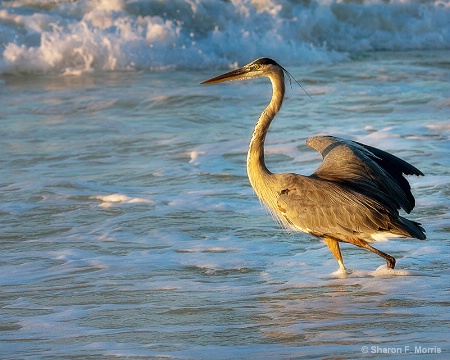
xmin=1 ymin=0 xmax=449 ymax=75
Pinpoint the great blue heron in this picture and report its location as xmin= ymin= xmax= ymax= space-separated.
xmin=201 ymin=57 xmax=425 ymax=272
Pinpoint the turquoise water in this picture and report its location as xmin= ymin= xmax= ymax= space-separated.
xmin=1 ymin=50 xmax=449 ymax=359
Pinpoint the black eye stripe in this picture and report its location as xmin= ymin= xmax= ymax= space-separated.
xmin=252 ymin=57 xmax=279 ymax=67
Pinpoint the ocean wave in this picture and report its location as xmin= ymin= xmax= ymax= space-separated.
xmin=0 ymin=0 xmax=449 ymax=75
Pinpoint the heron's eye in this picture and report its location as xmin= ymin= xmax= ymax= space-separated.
xmin=253 ymin=64 xmax=262 ymax=70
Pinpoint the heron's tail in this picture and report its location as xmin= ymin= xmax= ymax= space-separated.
xmin=398 ymin=216 xmax=426 ymax=240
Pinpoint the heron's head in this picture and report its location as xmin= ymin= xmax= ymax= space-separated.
xmin=201 ymin=57 xmax=283 ymax=85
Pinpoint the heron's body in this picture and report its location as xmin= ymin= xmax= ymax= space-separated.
xmin=202 ymin=57 xmax=425 ymax=272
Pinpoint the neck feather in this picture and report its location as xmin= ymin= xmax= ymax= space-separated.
xmin=246 ymin=69 xmax=285 ymax=206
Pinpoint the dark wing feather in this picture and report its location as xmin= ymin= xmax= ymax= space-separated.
xmin=306 ymin=136 xmax=423 ymax=214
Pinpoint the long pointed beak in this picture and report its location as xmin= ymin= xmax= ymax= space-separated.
xmin=201 ymin=66 xmax=250 ymax=85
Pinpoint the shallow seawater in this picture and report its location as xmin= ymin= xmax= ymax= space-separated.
xmin=1 ymin=51 xmax=449 ymax=359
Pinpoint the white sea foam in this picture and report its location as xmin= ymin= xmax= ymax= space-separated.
xmin=0 ymin=0 xmax=449 ymax=75
xmin=329 ymin=264 xmax=414 ymax=279
xmin=92 ymin=193 xmax=153 ymax=208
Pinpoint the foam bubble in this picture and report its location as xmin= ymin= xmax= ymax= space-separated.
xmin=370 ymin=264 xmax=414 ymax=277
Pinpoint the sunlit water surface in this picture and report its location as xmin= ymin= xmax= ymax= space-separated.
xmin=1 ymin=51 xmax=449 ymax=359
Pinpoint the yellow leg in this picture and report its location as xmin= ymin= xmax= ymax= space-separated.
xmin=345 ymin=237 xmax=396 ymax=269
xmin=324 ymin=237 xmax=346 ymax=272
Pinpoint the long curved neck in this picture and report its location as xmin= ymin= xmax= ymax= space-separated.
xmin=247 ymin=69 xmax=285 ymax=206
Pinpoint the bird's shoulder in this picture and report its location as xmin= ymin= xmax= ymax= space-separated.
xmin=275 ymin=172 xmax=376 ymax=208
xmin=274 ymin=173 xmax=370 ymax=216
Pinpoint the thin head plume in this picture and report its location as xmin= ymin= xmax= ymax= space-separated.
xmin=280 ymin=65 xmax=312 ymax=99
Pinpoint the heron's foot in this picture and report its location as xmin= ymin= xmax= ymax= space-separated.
xmin=386 ymin=256 xmax=396 ymax=269
xmin=339 ymin=266 xmax=352 ymax=275
xmin=338 ymin=260 xmax=351 ymax=274
xmin=332 ymin=265 xmax=352 ymax=277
